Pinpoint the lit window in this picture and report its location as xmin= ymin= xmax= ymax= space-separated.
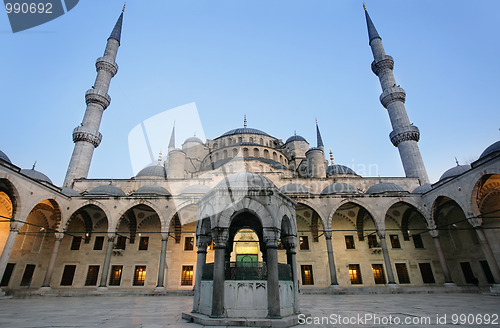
xmin=138 ymin=237 xmax=149 ymax=251
xmin=299 ymin=236 xmax=309 ymax=250
xmin=395 ymin=263 xmax=411 ymax=284
xmin=184 ymin=237 xmax=194 ymax=251
xmin=368 ymin=235 xmax=379 ymax=248
xmin=371 ymin=264 xmax=386 ymax=284
xmin=349 ymin=264 xmax=362 ymax=284
xmin=71 ymin=236 xmax=82 ymax=250
xmin=133 ymin=266 xmax=146 ymax=286
xmin=109 ymin=265 xmax=123 ymax=286
xmin=301 ymin=265 xmax=314 ymax=285
xmin=345 ymin=235 xmax=355 ymax=249
xmin=412 ymin=235 xmax=424 ymax=249
xmin=93 ymin=236 xmax=104 ymax=250
xmin=85 ymin=265 xmax=99 ymax=286
xmin=390 ymin=235 xmax=401 ymax=248
xmin=181 ymin=266 xmax=194 ymax=286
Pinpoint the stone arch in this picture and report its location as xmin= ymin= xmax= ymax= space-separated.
xmin=330 ymin=200 xmax=378 ymax=241
xmin=117 ymin=200 xmax=167 ymax=233
xmin=63 ymin=202 xmax=111 ymax=233
xmin=0 ymin=177 xmax=20 ymax=221
xmin=217 ymin=198 xmax=271 ymax=229
xmin=295 ymin=200 xmax=327 ymax=229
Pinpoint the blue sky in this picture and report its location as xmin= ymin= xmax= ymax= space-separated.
xmin=0 ymin=1 xmax=498 ymax=186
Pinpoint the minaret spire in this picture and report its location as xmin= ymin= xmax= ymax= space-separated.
xmin=168 ymin=123 xmax=176 ymax=152
xmin=315 ymin=119 xmax=324 ymax=150
xmin=63 ymin=9 xmax=124 ymax=187
xmin=364 ymin=7 xmax=429 ymax=183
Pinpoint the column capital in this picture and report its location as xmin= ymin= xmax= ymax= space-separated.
xmin=9 ymin=227 xmax=19 ymax=233
xmin=107 ymin=233 xmax=116 ymax=241
xmin=323 ymin=230 xmax=332 ymax=240
xmin=54 ymin=232 xmax=65 ymax=241
xmin=196 ymin=234 xmax=211 ymax=248
xmin=264 ymin=227 xmax=281 ymax=247
xmin=160 ymin=232 xmax=169 ymax=241
xmin=429 ymin=229 xmax=439 ymax=238
xmin=376 ymin=230 xmax=386 ymax=239
xmin=211 ymin=228 xmax=228 ymax=248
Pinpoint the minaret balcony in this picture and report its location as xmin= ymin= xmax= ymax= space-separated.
xmin=72 ymin=126 xmax=103 ymax=147
xmin=96 ymin=57 xmax=118 ymax=76
xmin=389 ymin=126 xmax=420 ymax=147
xmin=380 ymin=86 xmax=406 ymax=108
xmin=85 ymin=88 xmax=111 ymax=109
xmin=371 ymin=55 xmax=394 ymax=76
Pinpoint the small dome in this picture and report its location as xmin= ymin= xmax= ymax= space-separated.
xmin=181 ymin=184 xmax=211 ymax=194
xmin=412 ymin=184 xmax=432 ymax=194
xmin=285 ymin=135 xmax=307 ymax=144
xmin=366 ymin=182 xmax=405 ymax=194
xmin=306 ymin=147 xmax=323 ymax=153
xmin=133 ymin=185 xmax=171 ymax=196
xmin=88 ymin=185 xmax=126 ymax=197
xmin=136 ymin=165 xmax=167 ymax=179
xmin=217 ymin=128 xmax=271 ymax=139
xmin=439 ymin=165 xmax=471 ymax=181
xmin=61 ymin=187 xmax=81 ymax=197
xmin=20 ymin=169 xmax=53 ymax=184
xmin=326 ymin=165 xmax=358 ymax=176
xmin=183 ymin=136 xmax=204 ymax=145
xmin=215 ymin=171 xmax=276 ymax=190
xmin=279 ymin=183 xmax=311 ymax=194
xmin=0 ymin=150 xmax=11 ymax=163
xmin=479 ymin=140 xmax=500 ymax=160
xmin=321 ymin=183 xmax=358 ymax=195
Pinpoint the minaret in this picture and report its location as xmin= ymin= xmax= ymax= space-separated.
xmin=315 ymin=120 xmax=324 ymax=151
xmin=168 ymin=124 xmax=176 ymax=152
xmin=63 ymin=8 xmax=124 ymax=187
xmin=364 ymin=6 xmax=429 ymax=184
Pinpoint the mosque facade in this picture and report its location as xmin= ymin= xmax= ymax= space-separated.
xmin=0 ymin=8 xmax=499 ymax=304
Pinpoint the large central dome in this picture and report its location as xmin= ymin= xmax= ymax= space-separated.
xmin=216 ymin=127 xmax=272 ymax=139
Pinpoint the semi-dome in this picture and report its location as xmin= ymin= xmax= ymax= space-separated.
xmin=215 ymin=171 xmax=276 ymax=190
xmin=20 ymin=168 xmax=53 ymax=184
xmin=87 ymin=185 xmax=126 ymax=197
xmin=479 ymin=140 xmax=500 ymax=160
xmin=326 ymin=164 xmax=358 ymax=176
xmin=285 ymin=135 xmax=307 ymax=144
xmin=181 ymin=184 xmax=211 ymax=194
xmin=321 ymin=183 xmax=358 ymax=195
xmin=279 ymin=183 xmax=311 ymax=194
xmin=217 ymin=128 xmax=271 ymax=139
xmin=61 ymin=187 xmax=81 ymax=197
xmin=136 ymin=165 xmax=167 ymax=179
xmin=412 ymin=184 xmax=432 ymax=194
xmin=133 ymin=185 xmax=171 ymax=196
xmin=0 ymin=150 xmax=11 ymax=163
xmin=439 ymin=165 xmax=471 ymax=181
xmin=183 ymin=136 xmax=204 ymax=145
xmin=366 ymin=182 xmax=405 ymax=194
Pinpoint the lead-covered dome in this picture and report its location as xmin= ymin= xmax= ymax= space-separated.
xmin=412 ymin=184 xmax=432 ymax=194
xmin=87 ymin=185 xmax=126 ymax=197
xmin=215 ymin=171 xmax=276 ymax=190
xmin=439 ymin=165 xmax=471 ymax=181
xmin=0 ymin=150 xmax=11 ymax=163
xmin=61 ymin=187 xmax=81 ymax=197
xmin=326 ymin=164 xmax=358 ymax=176
xmin=479 ymin=140 xmax=500 ymax=160
xmin=136 ymin=165 xmax=167 ymax=179
xmin=285 ymin=135 xmax=307 ymax=144
xmin=183 ymin=136 xmax=204 ymax=144
xmin=217 ymin=128 xmax=271 ymax=139
xmin=321 ymin=183 xmax=358 ymax=194
xmin=279 ymin=183 xmax=311 ymax=194
xmin=20 ymin=168 xmax=53 ymax=184
xmin=133 ymin=185 xmax=171 ymax=196
xmin=366 ymin=182 xmax=405 ymax=194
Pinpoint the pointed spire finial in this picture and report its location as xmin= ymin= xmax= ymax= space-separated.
xmin=109 ymin=8 xmax=124 ymax=44
xmin=364 ymin=6 xmax=381 ymax=45
xmin=329 ymin=148 xmax=334 ymax=165
xmin=244 ymin=115 xmax=247 ymax=128
xmin=32 ymin=160 xmax=37 ymax=170
xmin=316 ymin=120 xmax=324 ymax=149
xmin=122 ymin=2 xmax=126 ymax=12
xmin=168 ymin=123 xmax=176 ymax=151
xmin=363 ymin=3 xmax=366 ymax=10
xmin=158 ymin=151 xmax=162 ymax=166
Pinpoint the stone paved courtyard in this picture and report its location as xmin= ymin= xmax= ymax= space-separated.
xmin=0 ymin=293 xmax=498 ymax=327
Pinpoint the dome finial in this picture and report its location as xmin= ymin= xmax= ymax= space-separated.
xmin=158 ymin=151 xmax=162 ymax=166
xmin=329 ymin=148 xmax=334 ymax=165
xmin=244 ymin=115 xmax=247 ymax=128
xmin=294 ymin=130 xmax=297 ymax=136
xmin=32 ymin=160 xmax=37 ymax=170
xmin=455 ymin=157 xmax=459 ymax=166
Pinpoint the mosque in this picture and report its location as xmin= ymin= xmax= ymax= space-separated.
xmin=0 ymin=5 xmax=499 ymax=323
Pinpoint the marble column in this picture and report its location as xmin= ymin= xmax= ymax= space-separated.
xmin=324 ymin=230 xmax=338 ymax=285
xmin=0 ymin=227 xmax=19 ymax=285
xmin=99 ymin=233 xmax=115 ymax=288
xmin=193 ymin=238 xmax=209 ymax=313
xmin=429 ymin=230 xmax=454 ymax=284
xmin=211 ymin=229 xmax=228 ymax=318
xmin=156 ymin=233 xmax=168 ymax=288
xmin=475 ymin=227 xmax=500 ymax=284
xmin=266 ymin=231 xmax=281 ymax=319
xmin=41 ymin=233 xmax=64 ymax=287
xmin=285 ymin=237 xmax=300 ymax=314
xmin=378 ymin=231 xmax=397 ymax=285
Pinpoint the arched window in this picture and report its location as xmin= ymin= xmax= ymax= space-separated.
xmin=243 ymin=148 xmax=249 ymax=157
xmin=264 ymin=149 xmax=270 ymax=159
xmin=273 ymin=152 xmax=278 ymax=161
xmin=213 ymin=143 xmax=218 ymax=150
xmin=238 ymin=137 xmax=243 ymax=143
xmin=280 ymin=155 xmax=283 ymax=163
xmin=232 ymin=148 xmax=238 ymax=157
xmin=249 ymin=137 xmax=254 ymax=143
xmin=254 ymin=148 xmax=259 ymax=157
xmin=215 ymin=152 xmax=219 ymax=161
xmin=260 ymin=138 xmax=264 ymax=145
xmin=223 ymin=150 xmax=228 ymax=159
xmin=228 ymin=138 xmax=232 ymax=145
